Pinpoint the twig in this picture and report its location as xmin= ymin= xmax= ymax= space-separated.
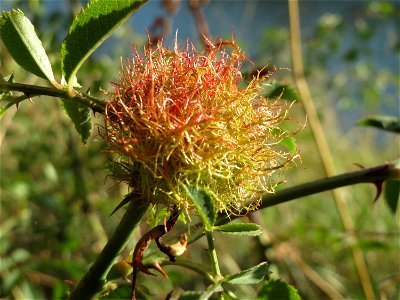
xmin=189 ymin=163 xmax=398 ymax=242
xmin=69 ymin=198 xmax=149 ymax=300
xmin=0 ymin=80 xmax=106 ymax=113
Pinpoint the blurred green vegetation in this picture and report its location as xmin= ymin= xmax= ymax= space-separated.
xmin=1 ymin=1 xmax=399 ymax=299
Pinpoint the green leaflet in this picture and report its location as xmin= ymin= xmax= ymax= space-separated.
xmin=265 ymin=83 xmax=299 ymax=102
xmin=271 ymin=128 xmax=297 ymax=154
xmin=60 ymin=0 xmax=147 ymax=142
xmin=61 ymin=0 xmax=148 ymax=91
xmin=357 ymin=115 xmax=400 ymax=133
xmin=212 ymin=223 xmax=261 ymax=236
xmin=62 ymin=99 xmax=92 ymax=144
xmin=281 ymin=136 xmax=297 ymax=154
xmin=199 ymin=282 xmax=223 ymax=300
xmin=0 ymin=75 xmax=14 ymax=119
xmin=184 ymin=185 xmax=216 ymax=230
xmin=224 ymin=262 xmax=269 ymax=285
xmin=0 ymin=10 xmax=57 ymax=86
xmin=385 ymin=180 xmax=399 ymax=214
xmin=257 ymin=279 xmax=302 ymax=300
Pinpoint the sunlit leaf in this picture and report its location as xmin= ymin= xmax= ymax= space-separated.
xmin=281 ymin=136 xmax=297 ymax=154
xmin=2 ymin=73 xmax=14 ymax=83
xmin=271 ymin=128 xmax=297 ymax=154
xmin=224 ymin=262 xmax=269 ymax=285
xmin=184 ymin=185 xmax=216 ymax=229
xmin=357 ymin=115 xmax=400 ymax=133
xmin=257 ymin=279 xmax=301 ymax=300
xmin=212 ymin=223 xmax=261 ymax=236
xmin=61 ymin=0 xmax=148 ymax=92
xmin=0 ymin=10 xmax=58 ymax=86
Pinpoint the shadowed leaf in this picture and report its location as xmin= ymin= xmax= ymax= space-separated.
xmin=184 ymin=185 xmax=216 ymax=229
xmin=224 ymin=262 xmax=269 ymax=285
xmin=265 ymin=83 xmax=299 ymax=102
xmin=384 ymin=180 xmax=399 ymax=214
xmin=357 ymin=115 xmax=400 ymax=133
xmin=257 ymin=279 xmax=301 ymax=300
xmin=62 ymin=99 xmax=92 ymax=144
xmin=110 ymin=193 xmax=136 ymax=216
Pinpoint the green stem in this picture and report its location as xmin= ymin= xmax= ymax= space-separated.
xmin=205 ymin=230 xmax=221 ymax=276
xmin=189 ymin=163 xmax=398 ymax=242
xmin=0 ymin=80 xmax=106 ymax=113
xmin=69 ymin=199 xmax=149 ymax=300
xmin=205 ymin=229 xmax=224 ymax=300
xmin=257 ymin=163 xmax=396 ymax=212
xmin=160 ymin=259 xmax=216 ymax=283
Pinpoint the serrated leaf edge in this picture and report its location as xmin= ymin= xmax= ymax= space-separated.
xmin=1 ymin=10 xmax=57 ymax=85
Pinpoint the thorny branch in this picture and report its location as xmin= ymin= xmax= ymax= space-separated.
xmin=188 ymin=162 xmax=399 ymax=243
xmin=130 ymin=206 xmax=185 ymax=300
xmin=0 ymin=79 xmax=106 ymax=113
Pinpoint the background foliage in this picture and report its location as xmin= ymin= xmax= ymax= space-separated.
xmin=1 ymin=0 xmax=399 ymax=299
